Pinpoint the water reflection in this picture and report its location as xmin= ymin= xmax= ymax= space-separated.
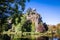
xmin=0 ymin=34 xmax=59 ymax=40
xmin=58 ymin=38 xmax=60 ymax=40
xmin=36 ymin=36 xmax=49 ymax=40
xmin=0 ymin=34 xmax=11 ymax=40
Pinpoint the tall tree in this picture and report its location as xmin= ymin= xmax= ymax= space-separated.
xmin=0 ymin=0 xmax=30 ymax=32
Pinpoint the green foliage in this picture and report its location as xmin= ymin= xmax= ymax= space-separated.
xmin=0 ymin=0 xmax=30 ymax=32
xmin=31 ymin=22 xmax=35 ymax=32
xmin=22 ymin=20 xmax=32 ymax=32
xmin=57 ymin=29 xmax=60 ymax=34
xmin=57 ymin=24 xmax=60 ymax=34
xmin=12 ymin=14 xmax=27 ymax=32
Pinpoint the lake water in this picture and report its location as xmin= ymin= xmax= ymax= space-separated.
xmin=0 ymin=34 xmax=59 ymax=40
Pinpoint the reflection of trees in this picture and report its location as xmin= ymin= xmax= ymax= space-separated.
xmin=36 ymin=36 xmax=49 ymax=40
xmin=20 ymin=38 xmax=30 ymax=40
xmin=0 ymin=34 xmax=11 ymax=40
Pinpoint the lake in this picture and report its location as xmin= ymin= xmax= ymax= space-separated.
xmin=0 ymin=34 xmax=59 ymax=40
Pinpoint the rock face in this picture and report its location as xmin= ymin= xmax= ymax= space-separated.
xmin=26 ymin=8 xmax=47 ymax=32
xmin=37 ymin=24 xmax=45 ymax=32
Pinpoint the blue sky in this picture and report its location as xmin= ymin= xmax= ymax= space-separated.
xmin=25 ymin=0 xmax=60 ymax=25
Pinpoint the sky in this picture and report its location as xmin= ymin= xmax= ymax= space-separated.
xmin=25 ymin=0 xmax=60 ymax=25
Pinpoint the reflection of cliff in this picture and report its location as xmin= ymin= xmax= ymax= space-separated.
xmin=36 ymin=36 xmax=49 ymax=40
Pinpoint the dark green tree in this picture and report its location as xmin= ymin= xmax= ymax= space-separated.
xmin=0 ymin=0 xmax=30 ymax=32
xmin=22 ymin=20 xmax=32 ymax=32
xmin=43 ymin=23 xmax=48 ymax=32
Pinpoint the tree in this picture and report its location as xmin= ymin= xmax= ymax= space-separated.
xmin=26 ymin=8 xmax=32 ymax=15
xmin=12 ymin=14 xmax=27 ymax=32
xmin=0 ymin=0 xmax=30 ymax=32
xmin=43 ymin=23 xmax=48 ymax=32
xmin=57 ymin=23 xmax=60 ymax=34
xmin=22 ymin=20 xmax=32 ymax=32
